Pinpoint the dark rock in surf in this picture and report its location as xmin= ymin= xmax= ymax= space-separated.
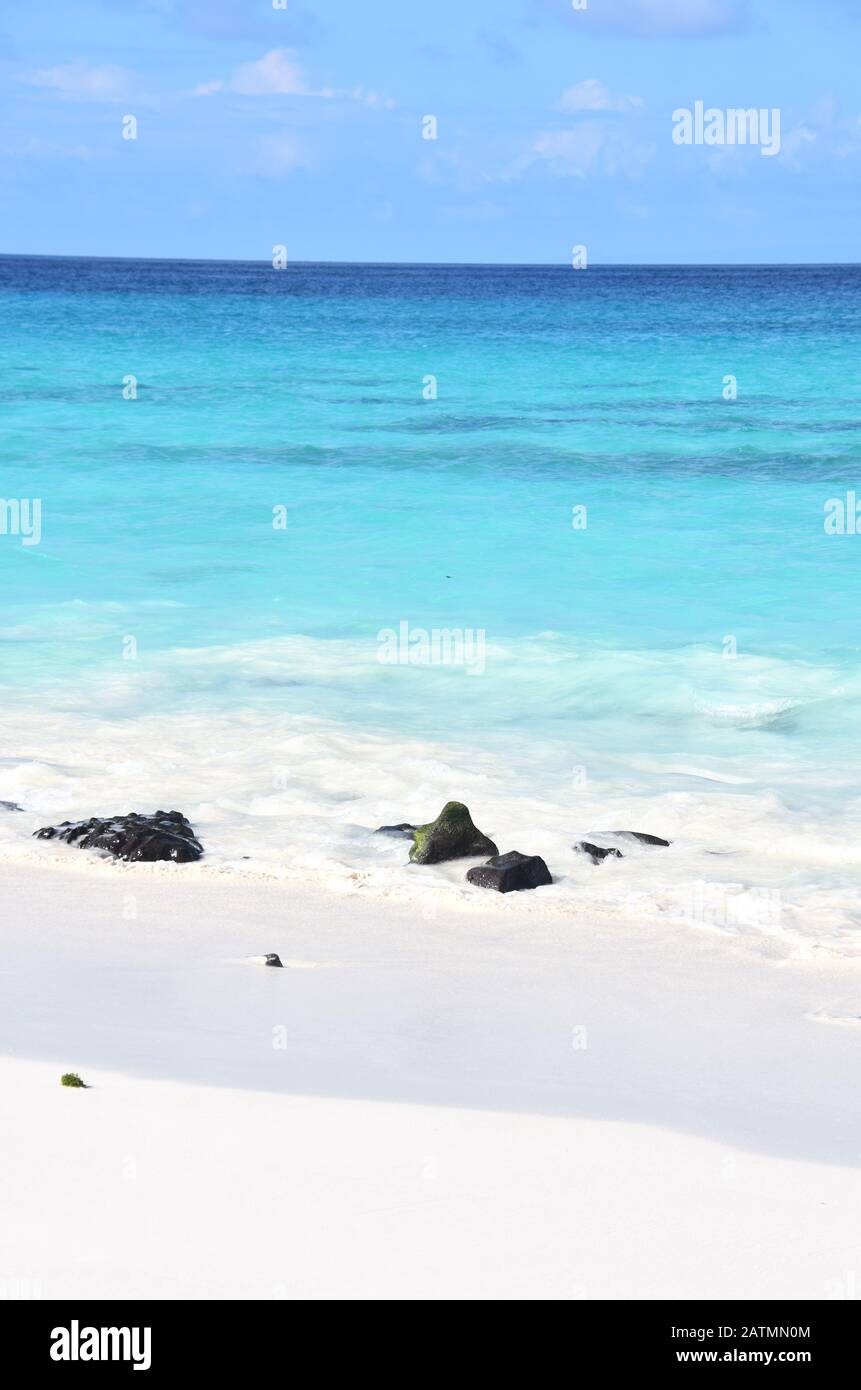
xmin=264 ymin=953 xmax=283 ymax=968
xmin=610 ymin=831 xmax=671 ymax=847
xmin=0 ymin=801 xmax=23 ymax=812
xmin=34 ymin=810 xmax=203 ymax=863
xmin=466 ymin=850 xmax=552 ymax=894
xmin=409 ymin=802 xmax=498 ymax=865
xmin=375 ymin=823 xmax=418 ymax=838
xmin=574 ymin=841 xmax=624 ymax=865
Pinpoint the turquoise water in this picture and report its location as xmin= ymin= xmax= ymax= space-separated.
xmin=1 ymin=257 xmax=860 ymax=945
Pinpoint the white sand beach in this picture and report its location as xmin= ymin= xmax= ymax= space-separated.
xmin=2 ymin=857 xmax=860 ymax=1300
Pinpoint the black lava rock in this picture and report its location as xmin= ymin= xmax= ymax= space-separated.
xmin=611 ymin=831 xmax=671 ymax=847
xmin=34 ymin=810 xmax=203 ymax=863
xmin=466 ymin=850 xmax=552 ymax=893
xmin=264 ymin=953 xmax=283 ymax=968
xmin=574 ymin=841 xmax=624 ymax=865
xmin=375 ymin=823 xmax=418 ymax=838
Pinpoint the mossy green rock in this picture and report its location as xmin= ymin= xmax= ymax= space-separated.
xmin=409 ymin=801 xmax=498 ymax=865
xmin=60 ymin=1072 xmax=86 ymax=1088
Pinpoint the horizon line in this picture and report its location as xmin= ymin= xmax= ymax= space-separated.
xmin=1 ymin=252 xmax=860 ymax=271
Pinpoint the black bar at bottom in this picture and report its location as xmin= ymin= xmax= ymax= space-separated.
xmin=1 ymin=1298 xmax=853 ymax=1373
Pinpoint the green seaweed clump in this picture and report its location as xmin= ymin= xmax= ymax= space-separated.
xmin=60 ymin=1072 xmax=86 ymax=1088
xmin=409 ymin=801 xmax=498 ymax=865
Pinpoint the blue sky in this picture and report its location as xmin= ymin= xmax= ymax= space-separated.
xmin=1 ymin=0 xmax=860 ymax=263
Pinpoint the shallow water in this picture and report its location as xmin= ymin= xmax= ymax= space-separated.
xmin=1 ymin=257 xmax=860 ymax=953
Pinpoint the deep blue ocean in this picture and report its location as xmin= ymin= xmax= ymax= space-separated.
xmin=1 ymin=256 xmax=859 ymax=949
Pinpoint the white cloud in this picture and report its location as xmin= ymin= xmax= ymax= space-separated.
xmin=585 ymin=0 xmax=747 ymax=35
xmin=230 ymin=49 xmax=310 ymax=97
xmin=193 ymin=80 xmax=226 ymax=97
xmin=777 ymin=124 xmax=817 ymax=166
xmin=560 ymin=80 xmax=642 ymax=114
xmin=532 ymin=0 xmax=749 ymax=36
xmin=254 ymin=132 xmax=313 ymax=176
xmin=511 ymin=122 xmax=655 ymax=179
xmin=531 ymin=126 xmax=615 ymax=176
xmin=834 ymin=116 xmax=861 ymax=158
xmin=195 ymin=49 xmax=395 ymax=108
xmin=416 ymin=149 xmax=491 ymax=193
xmin=506 ymin=75 xmax=650 ymax=181
xmin=701 ymin=101 xmax=861 ymax=175
xmin=353 ymin=88 xmax=396 ymax=110
xmin=0 ymin=136 xmax=94 ymax=159
xmin=21 ymin=62 xmax=133 ymax=100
